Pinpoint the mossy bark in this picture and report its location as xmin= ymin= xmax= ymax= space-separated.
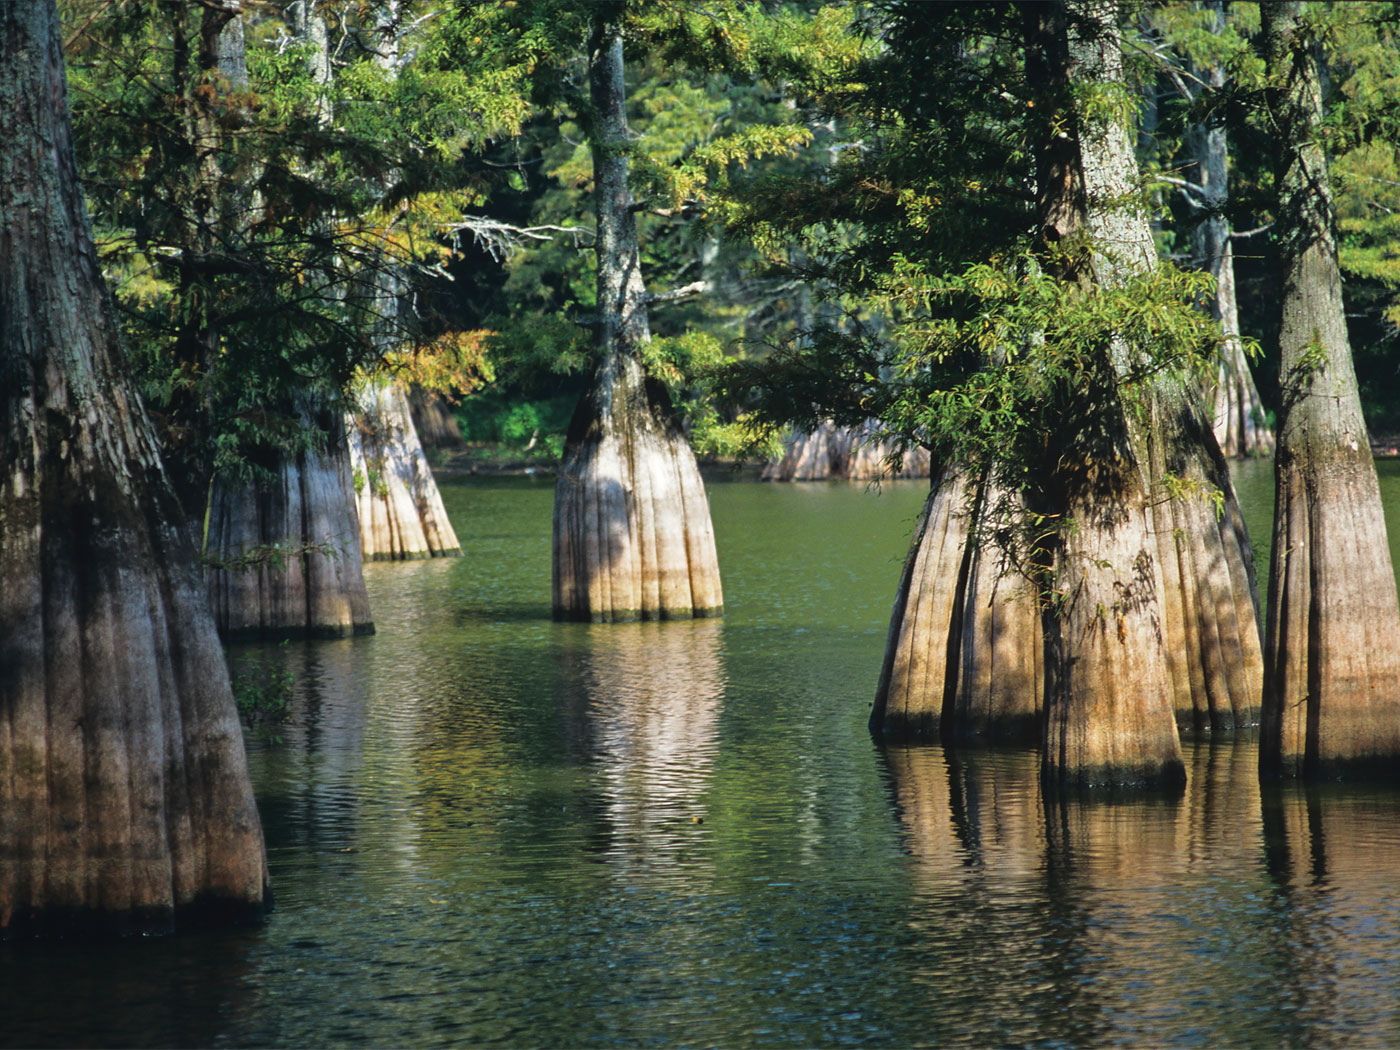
xmin=0 ymin=2 xmax=268 ymax=936
xmin=1259 ymin=1 xmax=1400 ymax=779
xmin=551 ymin=16 xmax=723 ymax=623
xmin=348 ymin=382 xmax=461 ymax=561
xmin=205 ymin=408 xmax=374 ymax=640
xmin=763 ymin=420 xmax=931 ymax=481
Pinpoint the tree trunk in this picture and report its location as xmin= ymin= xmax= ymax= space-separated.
xmin=1033 ymin=0 xmax=1185 ymax=789
xmin=205 ymin=405 xmax=374 ymax=640
xmin=872 ymin=469 xmax=1044 ymax=744
xmin=1260 ymin=1 xmax=1400 ymax=778
xmin=551 ymin=16 xmax=723 ymax=622
xmin=763 ymin=420 xmax=931 ymax=481
xmin=1190 ymin=4 xmax=1275 ymax=459
xmin=0 ymin=2 xmax=268 ymax=936
xmin=348 ymin=381 xmax=461 ymax=560
xmin=408 ymin=387 xmax=465 ymax=449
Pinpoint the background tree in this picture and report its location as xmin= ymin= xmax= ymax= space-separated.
xmin=1 ymin=0 xmax=267 ymax=935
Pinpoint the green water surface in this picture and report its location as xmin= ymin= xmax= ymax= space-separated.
xmin=5 ymin=465 xmax=1400 ymax=1048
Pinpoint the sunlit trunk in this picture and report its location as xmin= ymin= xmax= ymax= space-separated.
xmin=1193 ymin=2 xmax=1274 ymax=459
xmin=551 ymin=16 xmax=723 ymax=622
xmin=872 ymin=469 xmax=1043 ymax=744
xmin=348 ymin=382 xmax=461 ymax=560
xmin=0 ymin=2 xmax=268 ymax=936
xmin=1260 ymin=1 xmax=1400 ymax=778
xmin=764 ymin=420 xmax=931 ymax=481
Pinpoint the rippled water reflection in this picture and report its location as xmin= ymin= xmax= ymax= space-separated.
xmin=5 ymin=467 xmax=1400 ymax=1047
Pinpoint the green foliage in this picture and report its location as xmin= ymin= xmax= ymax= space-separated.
xmin=230 ymin=642 xmax=295 ymax=743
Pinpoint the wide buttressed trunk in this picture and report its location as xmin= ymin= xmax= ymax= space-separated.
xmin=551 ymin=16 xmax=722 ymax=623
xmin=347 ymin=382 xmax=461 ymax=560
xmin=205 ymin=407 xmax=374 ymax=640
xmin=1260 ymin=1 xmax=1400 ymax=778
xmin=872 ymin=469 xmax=1044 ymax=744
xmin=0 ymin=2 xmax=268 ymax=936
xmin=763 ymin=420 xmax=932 ymax=481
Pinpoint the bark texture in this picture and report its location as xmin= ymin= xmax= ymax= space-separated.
xmin=0 ymin=2 xmax=268 ymax=936
xmin=408 ymin=387 xmax=465 ymax=449
xmin=1260 ymin=1 xmax=1400 ymax=778
xmin=872 ymin=470 xmax=1043 ymax=744
xmin=1035 ymin=0 xmax=1184 ymax=789
xmin=348 ymin=382 xmax=461 ymax=561
xmin=205 ymin=409 xmax=374 ymax=640
xmin=763 ymin=420 xmax=931 ymax=481
xmin=552 ymin=17 xmax=723 ymax=622
xmin=1190 ymin=3 xmax=1275 ymax=459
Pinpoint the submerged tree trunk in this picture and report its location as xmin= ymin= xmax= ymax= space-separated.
xmin=763 ymin=420 xmax=931 ymax=481
xmin=1260 ymin=1 xmax=1400 ymax=778
xmin=552 ymin=16 xmax=723 ymax=622
xmin=0 ymin=2 xmax=268 ymax=936
xmin=348 ymin=382 xmax=461 ymax=560
xmin=205 ymin=405 xmax=374 ymax=640
xmin=872 ymin=469 xmax=1044 ymax=744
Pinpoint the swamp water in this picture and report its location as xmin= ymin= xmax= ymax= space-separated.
xmin=6 ymin=464 xmax=1400 ymax=1047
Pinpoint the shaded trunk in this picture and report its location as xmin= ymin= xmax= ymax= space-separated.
xmin=348 ymin=382 xmax=461 ymax=560
xmin=1260 ymin=1 xmax=1400 ymax=778
xmin=872 ymin=469 xmax=1044 ymax=744
xmin=551 ymin=16 xmax=723 ymax=622
xmin=205 ymin=407 xmax=374 ymax=640
xmin=763 ymin=420 xmax=932 ymax=481
xmin=0 ymin=2 xmax=268 ymax=936
xmin=408 ymin=387 xmax=465 ymax=449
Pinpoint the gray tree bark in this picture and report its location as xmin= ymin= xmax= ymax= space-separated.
xmin=763 ymin=420 xmax=931 ymax=481
xmin=1259 ymin=1 xmax=1400 ymax=778
xmin=551 ymin=15 xmax=723 ymax=622
xmin=349 ymin=382 xmax=461 ymax=560
xmin=1188 ymin=2 xmax=1275 ymax=459
xmin=0 ymin=1 xmax=268 ymax=936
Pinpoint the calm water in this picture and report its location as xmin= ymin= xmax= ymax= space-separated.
xmin=6 ymin=464 xmax=1400 ymax=1048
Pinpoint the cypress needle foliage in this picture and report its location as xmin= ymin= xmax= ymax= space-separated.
xmin=60 ymin=0 xmax=534 ymax=509
xmin=715 ymin=1 xmax=1220 ymax=538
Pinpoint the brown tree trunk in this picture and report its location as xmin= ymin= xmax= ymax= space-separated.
xmin=348 ymin=382 xmax=461 ymax=560
xmin=551 ymin=15 xmax=723 ymax=622
xmin=205 ymin=405 xmax=374 ymax=640
xmin=1260 ymin=1 xmax=1400 ymax=778
xmin=873 ymin=469 xmax=1044 ymax=744
xmin=1033 ymin=0 xmax=1185 ymax=789
xmin=0 ymin=2 xmax=268 ymax=936
xmin=763 ymin=420 xmax=931 ymax=481
xmin=408 ymin=387 xmax=465 ymax=449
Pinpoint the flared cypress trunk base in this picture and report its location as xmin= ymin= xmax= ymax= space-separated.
xmin=764 ymin=420 xmax=932 ymax=481
xmin=348 ymin=382 xmax=461 ymax=562
xmin=206 ymin=423 xmax=373 ymax=640
xmin=553 ymin=356 xmax=723 ymax=623
xmin=1042 ymin=468 xmax=1186 ymax=791
xmin=872 ymin=469 xmax=1043 ymax=744
xmin=1262 ymin=454 xmax=1400 ymax=778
